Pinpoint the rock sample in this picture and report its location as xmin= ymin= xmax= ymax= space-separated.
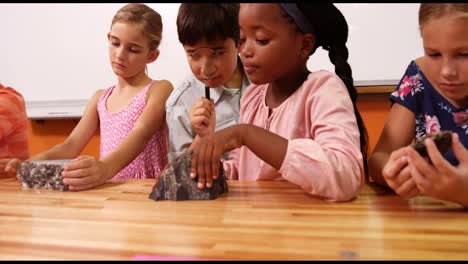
xmin=412 ymin=130 xmax=452 ymax=158
xmin=149 ymin=151 xmax=228 ymax=201
xmin=17 ymin=160 xmax=72 ymax=191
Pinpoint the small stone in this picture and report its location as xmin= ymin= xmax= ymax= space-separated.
xmin=17 ymin=160 xmax=72 ymax=191
xmin=149 ymin=151 xmax=228 ymax=201
xmin=412 ymin=130 xmax=452 ymax=158
xmin=339 ymin=250 xmax=358 ymax=259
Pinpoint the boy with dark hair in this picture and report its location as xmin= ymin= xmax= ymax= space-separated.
xmin=166 ymin=3 xmax=249 ymax=162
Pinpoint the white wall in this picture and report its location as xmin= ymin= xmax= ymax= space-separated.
xmin=308 ymin=3 xmax=423 ymax=86
xmin=0 ymin=3 xmax=422 ymax=118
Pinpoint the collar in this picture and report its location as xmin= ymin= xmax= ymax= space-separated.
xmin=194 ymin=72 xmax=249 ymax=104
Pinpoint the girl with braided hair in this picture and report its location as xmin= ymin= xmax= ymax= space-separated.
xmin=188 ymin=3 xmax=368 ymax=202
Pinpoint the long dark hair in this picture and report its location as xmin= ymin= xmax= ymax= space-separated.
xmin=294 ymin=3 xmax=369 ymax=179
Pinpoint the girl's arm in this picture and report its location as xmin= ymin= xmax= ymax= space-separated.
xmin=368 ymin=103 xmax=415 ymax=187
xmin=407 ymin=133 xmax=468 ymax=206
xmin=189 ymin=124 xmax=287 ymax=188
xmin=239 ymin=125 xmax=288 ymax=169
xmin=3 ymin=90 xmax=102 ymax=175
xmin=63 ymin=80 xmax=174 ymax=190
xmin=192 ymin=118 xmax=363 ymax=202
xmin=192 ymin=74 xmax=365 ymax=201
xmin=31 ymin=90 xmax=102 ymax=160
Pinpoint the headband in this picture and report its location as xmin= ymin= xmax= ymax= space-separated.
xmin=279 ymin=3 xmax=314 ymax=33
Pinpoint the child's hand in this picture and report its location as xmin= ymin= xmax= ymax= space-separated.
xmin=189 ymin=97 xmax=216 ymax=138
xmin=0 ymin=158 xmax=22 ymax=177
xmin=382 ymin=147 xmax=420 ymax=199
xmin=407 ymin=133 xmax=468 ymax=206
xmin=190 ymin=126 xmax=242 ymax=189
xmin=62 ymin=155 xmax=111 ymax=191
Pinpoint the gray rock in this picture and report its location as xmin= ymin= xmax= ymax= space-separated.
xmin=17 ymin=160 xmax=72 ymax=191
xmin=149 ymin=151 xmax=228 ymax=201
xmin=412 ymin=130 xmax=452 ymax=159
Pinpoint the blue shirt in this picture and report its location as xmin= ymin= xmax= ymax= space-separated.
xmin=165 ymin=72 xmax=250 ymax=162
xmin=389 ymin=60 xmax=468 ymax=165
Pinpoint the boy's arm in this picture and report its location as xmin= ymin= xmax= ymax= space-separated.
xmin=166 ymin=77 xmax=205 ymax=162
xmin=166 ymin=102 xmax=196 ymax=162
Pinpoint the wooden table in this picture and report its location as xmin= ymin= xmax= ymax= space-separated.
xmin=0 ymin=177 xmax=467 ymax=260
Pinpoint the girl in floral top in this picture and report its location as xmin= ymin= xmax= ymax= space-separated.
xmin=369 ymin=3 xmax=468 ymax=207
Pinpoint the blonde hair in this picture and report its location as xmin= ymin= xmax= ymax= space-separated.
xmin=111 ymin=3 xmax=163 ymax=51
xmin=419 ymin=3 xmax=468 ymax=28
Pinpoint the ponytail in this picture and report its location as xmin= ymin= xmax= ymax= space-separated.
xmin=327 ymin=44 xmax=369 ymax=180
xmin=294 ymin=3 xmax=369 ymax=180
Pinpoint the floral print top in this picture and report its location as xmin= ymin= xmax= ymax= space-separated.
xmin=390 ymin=60 xmax=468 ymax=165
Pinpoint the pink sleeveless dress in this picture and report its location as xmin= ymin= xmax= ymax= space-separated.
xmin=97 ymin=80 xmax=168 ymax=182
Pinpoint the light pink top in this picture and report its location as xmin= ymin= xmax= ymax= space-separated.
xmin=97 ymin=81 xmax=168 ymax=182
xmin=224 ymin=71 xmax=364 ymax=202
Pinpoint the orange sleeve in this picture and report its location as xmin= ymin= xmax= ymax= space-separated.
xmin=0 ymin=86 xmax=28 ymax=159
xmin=0 ymin=90 xmax=25 ymax=138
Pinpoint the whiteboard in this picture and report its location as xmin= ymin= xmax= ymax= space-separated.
xmin=0 ymin=3 xmax=422 ymax=119
xmin=308 ymin=3 xmax=423 ymax=86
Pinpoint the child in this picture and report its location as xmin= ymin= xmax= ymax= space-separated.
xmin=368 ymin=3 xmax=468 ymax=206
xmin=3 ymin=3 xmax=173 ymax=190
xmin=165 ymin=3 xmax=250 ymax=162
xmin=0 ymin=83 xmax=29 ymax=176
xmin=189 ymin=3 xmax=369 ymax=202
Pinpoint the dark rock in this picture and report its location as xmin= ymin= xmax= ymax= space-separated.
xmin=149 ymin=151 xmax=228 ymax=201
xmin=16 ymin=160 xmax=72 ymax=191
xmin=412 ymin=130 xmax=452 ymax=159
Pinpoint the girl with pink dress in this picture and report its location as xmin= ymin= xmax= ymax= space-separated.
xmin=4 ymin=3 xmax=173 ymax=190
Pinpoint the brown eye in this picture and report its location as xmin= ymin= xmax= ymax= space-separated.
xmin=213 ymin=50 xmax=225 ymax=56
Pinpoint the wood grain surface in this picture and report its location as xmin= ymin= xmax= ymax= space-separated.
xmin=0 ymin=177 xmax=466 ymax=260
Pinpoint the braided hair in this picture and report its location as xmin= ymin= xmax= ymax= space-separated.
xmin=292 ymin=3 xmax=369 ymax=179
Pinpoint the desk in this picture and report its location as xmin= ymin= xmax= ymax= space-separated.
xmin=0 ymin=177 xmax=467 ymax=260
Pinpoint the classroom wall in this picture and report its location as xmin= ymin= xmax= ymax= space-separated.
xmin=2 ymin=3 xmax=420 ymax=106
xmin=27 ymin=91 xmax=392 ymax=158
